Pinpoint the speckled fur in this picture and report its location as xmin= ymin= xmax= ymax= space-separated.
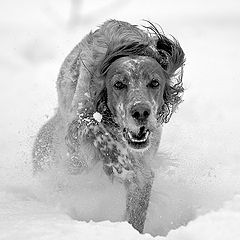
xmin=32 ymin=19 xmax=185 ymax=233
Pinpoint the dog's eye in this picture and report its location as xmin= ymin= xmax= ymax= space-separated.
xmin=113 ymin=81 xmax=127 ymax=90
xmin=147 ymin=79 xmax=160 ymax=89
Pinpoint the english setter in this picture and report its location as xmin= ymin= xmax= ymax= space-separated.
xmin=32 ymin=20 xmax=185 ymax=233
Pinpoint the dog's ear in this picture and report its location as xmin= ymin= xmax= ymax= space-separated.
xmin=156 ymin=35 xmax=185 ymax=76
xmin=145 ymin=22 xmax=185 ymax=123
xmin=157 ymin=38 xmax=185 ymax=123
xmin=158 ymin=36 xmax=185 ymax=123
xmin=95 ymin=88 xmax=108 ymax=113
xmin=146 ymin=22 xmax=185 ymax=76
xmin=94 ymin=88 xmax=116 ymax=126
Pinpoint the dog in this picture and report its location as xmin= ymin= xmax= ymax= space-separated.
xmin=32 ymin=19 xmax=185 ymax=233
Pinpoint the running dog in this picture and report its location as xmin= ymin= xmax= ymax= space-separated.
xmin=32 ymin=20 xmax=185 ymax=233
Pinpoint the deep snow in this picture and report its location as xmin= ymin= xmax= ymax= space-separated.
xmin=1 ymin=0 xmax=240 ymax=239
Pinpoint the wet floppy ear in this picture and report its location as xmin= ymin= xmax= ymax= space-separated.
xmin=94 ymin=87 xmax=118 ymax=126
xmin=146 ymin=22 xmax=185 ymax=123
xmin=96 ymin=86 xmax=117 ymax=116
xmin=155 ymin=34 xmax=185 ymax=76
xmin=144 ymin=21 xmax=185 ymax=75
xmin=95 ymin=87 xmax=108 ymax=114
xmin=156 ymin=66 xmax=184 ymax=123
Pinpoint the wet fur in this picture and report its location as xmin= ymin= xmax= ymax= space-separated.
xmin=32 ymin=20 xmax=185 ymax=233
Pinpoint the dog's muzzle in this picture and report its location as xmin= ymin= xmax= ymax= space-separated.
xmin=123 ymin=103 xmax=152 ymax=149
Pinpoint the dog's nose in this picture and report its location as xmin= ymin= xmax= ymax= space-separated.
xmin=130 ymin=104 xmax=151 ymax=123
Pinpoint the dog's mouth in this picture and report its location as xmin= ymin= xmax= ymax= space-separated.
xmin=123 ymin=126 xmax=150 ymax=149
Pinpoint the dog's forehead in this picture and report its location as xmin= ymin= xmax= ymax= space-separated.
xmin=107 ymin=56 xmax=164 ymax=86
xmin=120 ymin=56 xmax=159 ymax=73
xmin=121 ymin=58 xmax=146 ymax=70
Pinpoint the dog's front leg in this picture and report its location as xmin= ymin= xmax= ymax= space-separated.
xmin=125 ymin=170 xmax=154 ymax=233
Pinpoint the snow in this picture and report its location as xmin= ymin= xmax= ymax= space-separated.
xmin=1 ymin=184 xmax=240 ymax=240
xmin=1 ymin=0 xmax=240 ymax=239
xmin=93 ymin=112 xmax=103 ymax=123
xmin=0 ymin=188 xmax=153 ymax=240
xmin=167 ymin=195 xmax=240 ymax=240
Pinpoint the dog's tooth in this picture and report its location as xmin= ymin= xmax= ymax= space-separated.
xmin=142 ymin=131 xmax=149 ymax=142
xmin=127 ymin=130 xmax=150 ymax=143
xmin=127 ymin=132 xmax=133 ymax=141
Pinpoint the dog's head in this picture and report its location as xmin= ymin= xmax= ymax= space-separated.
xmin=100 ymin=55 xmax=165 ymax=151
xmin=93 ymin=25 xmax=185 ymax=153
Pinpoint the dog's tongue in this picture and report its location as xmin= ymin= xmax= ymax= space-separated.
xmin=134 ymin=126 xmax=146 ymax=139
xmin=138 ymin=126 xmax=145 ymax=136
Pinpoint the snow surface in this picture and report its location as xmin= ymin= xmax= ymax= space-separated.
xmin=1 ymin=0 xmax=240 ymax=239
